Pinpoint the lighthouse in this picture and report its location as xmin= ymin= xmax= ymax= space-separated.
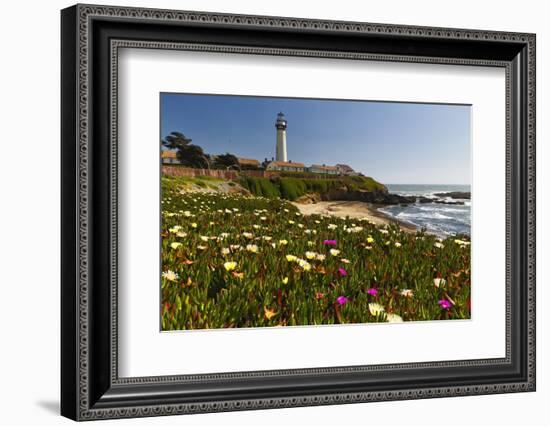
xmin=275 ymin=112 xmax=287 ymax=162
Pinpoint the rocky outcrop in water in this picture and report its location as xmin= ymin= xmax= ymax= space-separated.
xmin=307 ymin=187 xmax=466 ymax=206
xmin=433 ymin=191 xmax=470 ymax=199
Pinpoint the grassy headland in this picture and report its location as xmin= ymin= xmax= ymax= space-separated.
xmin=161 ymin=175 xmax=471 ymax=330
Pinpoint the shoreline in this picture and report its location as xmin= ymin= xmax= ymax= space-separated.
xmin=291 ymin=200 xmax=418 ymax=233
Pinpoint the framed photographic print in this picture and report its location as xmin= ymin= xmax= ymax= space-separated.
xmin=61 ymin=4 xmax=536 ymax=421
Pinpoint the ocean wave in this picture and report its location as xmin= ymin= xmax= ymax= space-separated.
xmin=396 ymin=211 xmax=454 ymax=221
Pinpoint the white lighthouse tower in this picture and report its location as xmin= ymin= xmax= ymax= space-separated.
xmin=275 ymin=112 xmax=287 ymax=162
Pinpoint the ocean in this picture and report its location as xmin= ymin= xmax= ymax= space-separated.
xmin=379 ymin=184 xmax=471 ymax=237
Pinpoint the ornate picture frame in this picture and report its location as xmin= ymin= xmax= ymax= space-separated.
xmin=61 ymin=4 xmax=535 ymax=421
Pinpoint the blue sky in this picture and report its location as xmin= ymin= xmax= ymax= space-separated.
xmin=160 ymin=93 xmax=471 ymax=185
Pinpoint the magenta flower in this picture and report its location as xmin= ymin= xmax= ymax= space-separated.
xmin=367 ymin=288 xmax=378 ymax=296
xmin=338 ymin=267 xmax=348 ymax=277
xmin=323 ymin=239 xmax=337 ymax=246
xmin=336 ymin=296 xmax=349 ymax=305
xmin=438 ymin=299 xmax=452 ymax=310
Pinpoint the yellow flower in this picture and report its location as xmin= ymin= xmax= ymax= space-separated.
xmin=288 ymin=220 xmax=295 ymax=225
xmin=242 ymin=232 xmax=253 ymax=239
xmin=316 ymin=254 xmax=326 ymax=261
xmin=305 ymin=251 xmax=316 ymax=260
xmin=329 ymin=249 xmax=340 ymax=256
xmin=162 ymin=270 xmax=179 ymax=282
xmin=286 ymin=254 xmax=297 ymax=262
xmin=221 ymin=248 xmax=230 ymax=255
xmin=279 ymin=239 xmax=288 ymax=246
xmin=200 ymin=236 xmax=209 ymax=242
xmin=367 ymin=236 xmax=375 ymax=244
xmin=368 ymin=303 xmax=385 ymax=316
xmin=297 ymin=258 xmax=312 ymax=271
xmin=386 ymin=313 xmax=403 ymax=323
xmin=264 ymin=307 xmax=277 ymax=320
xmin=169 ymin=225 xmax=182 ymax=233
xmin=223 ymin=261 xmax=237 ymax=271
xmin=282 ymin=277 xmax=289 ymax=284
xmin=170 ymin=242 xmax=182 ymax=250
xmin=246 ymin=244 xmax=259 ymax=253
xmin=191 ymin=223 xmax=198 ymax=228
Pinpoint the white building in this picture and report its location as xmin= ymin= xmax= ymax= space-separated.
xmin=266 ymin=160 xmax=305 ymax=172
xmin=308 ymin=164 xmax=339 ymax=175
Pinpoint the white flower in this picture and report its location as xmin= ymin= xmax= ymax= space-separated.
xmin=386 ymin=313 xmax=403 ymax=323
xmin=316 ymin=254 xmax=326 ymax=261
xmin=162 ymin=270 xmax=179 ymax=282
xmin=242 ymin=232 xmax=254 ymax=239
xmin=394 ymin=242 xmax=402 ymax=248
xmin=434 ymin=242 xmax=445 ymax=249
xmin=200 ymin=236 xmax=209 ymax=242
xmin=434 ymin=278 xmax=446 ymax=288
xmin=380 ymin=229 xmax=389 ymax=235
xmin=221 ymin=248 xmax=230 ymax=255
xmin=328 ymin=224 xmax=338 ymax=230
xmin=176 ymin=231 xmax=187 ymax=238
xmin=400 ymin=289 xmax=414 ymax=298
xmin=340 ymin=258 xmax=350 ymax=264
xmin=329 ymin=249 xmax=340 ymax=256
xmin=260 ymin=216 xmax=267 ymax=221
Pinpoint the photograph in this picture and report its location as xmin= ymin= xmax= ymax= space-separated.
xmin=159 ymin=93 xmax=472 ymax=331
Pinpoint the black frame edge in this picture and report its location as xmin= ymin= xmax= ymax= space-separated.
xmin=61 ymin=4 xmax=79 ymax=421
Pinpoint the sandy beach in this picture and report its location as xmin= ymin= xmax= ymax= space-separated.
xmin=291 ymin=200 xmax=417 ymax=232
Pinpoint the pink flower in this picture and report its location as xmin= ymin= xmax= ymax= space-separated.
xmin=338 ymin=267 xmax=348 ymax=277
xmin=367 ymin=288 xmax=378 ymax=296
xmin=323 ymin=239 xmax=337 ymax=246
xmin=336 ymin=296 xmax=349 ymax=305
xmin=438 ymin=299 xmax=452 ymax=310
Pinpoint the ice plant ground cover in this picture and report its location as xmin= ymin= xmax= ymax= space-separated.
xmin=161 ymin=176 xmax=471 ymax=330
